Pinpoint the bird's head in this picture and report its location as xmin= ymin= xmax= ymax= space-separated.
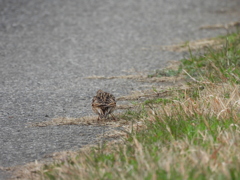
xmin=96 ymin=89 xmax=104 ymax=95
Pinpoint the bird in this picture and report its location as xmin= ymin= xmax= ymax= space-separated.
xmin=92 ymin=90 xmax=116 ymax=120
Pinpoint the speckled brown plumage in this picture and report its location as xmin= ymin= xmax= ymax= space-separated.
xmin=92 ymin=90 xmax=116 ymax=120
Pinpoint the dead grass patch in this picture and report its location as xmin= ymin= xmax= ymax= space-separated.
xmin=28 ymin=103 xmax=137 ymax=128
xmin=85 ymin=74 xmax=143 ymax=80
xmin=28 ymin=115 xmax=131 ymax=128
xmin=140 ymin=37 xmax=228 ymax=52
xmin=160 ymin=38 xmax=223 ymax=52
xmin=199 ymin=21 xmax=240 ymax=30
xmin=86 ymin=73 xmax=183 ymax=83
xmin=148 ymin=83 xmax=240 ymax=123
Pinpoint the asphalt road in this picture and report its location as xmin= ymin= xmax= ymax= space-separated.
xmin=0 ymin=0 xmax=239 ymax=179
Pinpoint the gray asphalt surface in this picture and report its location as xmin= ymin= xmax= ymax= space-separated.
xmin=0 ymin=0 xmax=240 ymax=179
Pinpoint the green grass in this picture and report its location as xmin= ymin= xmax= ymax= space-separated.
xmin=20 ymin=32 xmax=240 ymax=180
xmin=180 ymin=32 xmax=240 ymax=83
xmin=143 ymin=98 xmax=172 ymax=105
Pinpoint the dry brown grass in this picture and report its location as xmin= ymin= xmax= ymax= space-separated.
xmin=11 ymin=131 xmax=240 ymax=180
xmin=28 ymin=104 xmax=136 ymax=128
xmin=86 ymin=74 xmax=183 ymax=83
xmin=148 ymin=83 xmax=240 ymax=123
xmin=160 ymin=38 xmax=223 ymax=52
xmin=140 ymin=37 xmax=224 ymax=52
xmin=199 ymin=21 xmax=240 ymax=30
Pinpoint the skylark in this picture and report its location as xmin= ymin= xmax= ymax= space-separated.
xmin=92 ymin=90 xmax=116 ymax=120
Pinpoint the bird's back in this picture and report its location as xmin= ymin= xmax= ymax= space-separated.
xmin=92 ymin=90 xmax=116 ymax=118
xmin=94 ymin=90 xmax=116 ymax=107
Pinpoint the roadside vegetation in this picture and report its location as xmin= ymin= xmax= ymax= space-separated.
xmin=18 ymin=32 xmax=240 ymax=180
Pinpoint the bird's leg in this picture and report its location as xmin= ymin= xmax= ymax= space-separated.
xmin=110 ymin=114 xmax=117 ymax=121
xmin=98 ymin=114 xmax=105 ymax=122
